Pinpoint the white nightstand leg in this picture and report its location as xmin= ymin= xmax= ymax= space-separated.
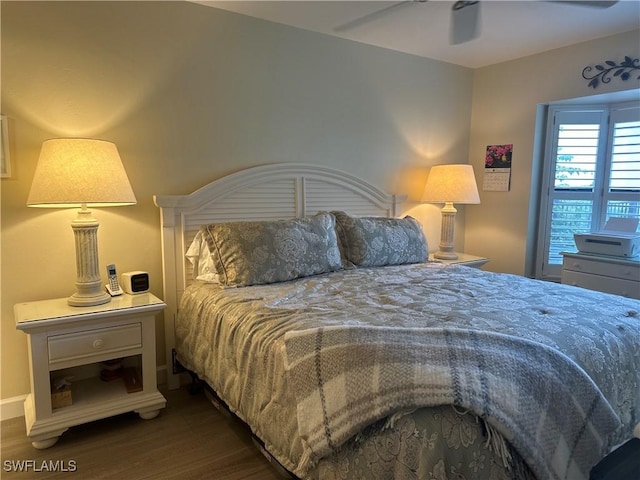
xmin=27 ymin=335 xmax=52 ymax=420
xmin=24 ymin=394 xmax=69 ymax=449
xmin=31 ymin=437 xmax=61 ymax=449
xmin=137 ymin=408 xmax=160 ymax=420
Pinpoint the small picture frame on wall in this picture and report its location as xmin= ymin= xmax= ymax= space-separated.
xmin=1 ymin=115 xmax=11 ymax=178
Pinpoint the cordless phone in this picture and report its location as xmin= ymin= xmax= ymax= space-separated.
xmin=105 ymin=264 xmax=124 ymax=296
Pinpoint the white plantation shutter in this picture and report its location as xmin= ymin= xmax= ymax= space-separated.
xmin=537 ymin=103 xmax=640 ymax=280
xmin=604 ymin=107 xmax=640 ymax=228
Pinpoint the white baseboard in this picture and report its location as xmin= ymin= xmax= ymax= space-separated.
xmin=0 ymin=394 xmax=28 ymax=421
xmin=1 ymin=365 xmax=169 ymax=422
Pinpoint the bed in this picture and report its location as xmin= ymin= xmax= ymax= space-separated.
xmin=154 ymin=163 xmax=640 ymax=480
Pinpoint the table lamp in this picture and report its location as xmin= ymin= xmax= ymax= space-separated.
xmin=27 ymin=139 xmax=136 ymax=306
xmin=421 ymin=164 xmax=480 ymax=260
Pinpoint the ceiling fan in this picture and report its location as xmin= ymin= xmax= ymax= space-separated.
xmin=335 ymin=0 xmax=620 ymax=45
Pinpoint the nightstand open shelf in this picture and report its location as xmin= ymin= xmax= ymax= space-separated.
xmin=52 ymin=376 xmax=134 ymax=412
xmin=50 ymin=355 xmax=143 ymax=411
xmin=15 ymin=293 xmax=166 ymax=449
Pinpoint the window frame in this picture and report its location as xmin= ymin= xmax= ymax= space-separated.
xmin=535 ymin=101 xmax=640 ymax=281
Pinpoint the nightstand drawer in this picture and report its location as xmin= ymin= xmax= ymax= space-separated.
xmin=48 ymin=324 xmax=142 ymax=365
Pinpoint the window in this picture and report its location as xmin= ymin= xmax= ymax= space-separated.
xmin=536 ymin=102 xmax=640 ymax=280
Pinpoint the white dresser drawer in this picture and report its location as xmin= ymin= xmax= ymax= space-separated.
xmin=562 ymin=271 xmax=640 ymax=299
xmin=48 ymin=323 xmax=142 ymax=365
xmin=562 ymin=256 xmax=640 ymax=281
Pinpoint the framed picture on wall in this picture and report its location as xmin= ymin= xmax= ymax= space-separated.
xmin=1 ymin=115 xmax=11 ymax=178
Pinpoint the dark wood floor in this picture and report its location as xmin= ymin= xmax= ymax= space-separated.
xmin=1 ymin=386 xmax=284 ymax=480
xmin=4 ymin=385 xmax=639 ymax=480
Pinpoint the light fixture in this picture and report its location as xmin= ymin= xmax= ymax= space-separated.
xmin=28 ymin=139 xmax=136 ymax=306
xmin=421 ymin=164 xmax=480 ymax=260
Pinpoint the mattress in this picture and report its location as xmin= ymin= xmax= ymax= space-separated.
xmin=175 ymin=262 xmax=640 ymax=480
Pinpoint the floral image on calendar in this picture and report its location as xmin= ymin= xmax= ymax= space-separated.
xmin=484 ymin=144 xmax=513 ymax=192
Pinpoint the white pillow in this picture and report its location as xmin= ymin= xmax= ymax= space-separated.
xmin=185 ymin=230 xmax=219 ymax=283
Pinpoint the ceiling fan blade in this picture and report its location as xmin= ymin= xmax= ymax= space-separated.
xmin=450 ymin=1 xmax=481 ymax=45
xmin=334 ymin=1 xmax=414 ymax=33
xmin=550 ymin=1 xmax=618 ymax=8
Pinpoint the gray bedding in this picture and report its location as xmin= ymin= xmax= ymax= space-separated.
xmin=175 ymin=262 xmax=640 ymax=480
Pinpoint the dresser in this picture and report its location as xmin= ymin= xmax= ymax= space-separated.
xmin=561 ymin=252 xmax=640 ymax=299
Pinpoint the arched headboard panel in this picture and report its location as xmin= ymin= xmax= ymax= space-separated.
xmin=154 ymin=163 xmax=406 ymax=388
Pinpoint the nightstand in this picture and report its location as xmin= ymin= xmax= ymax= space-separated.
xmin=15 ymin=293 xmax=167 ymax=449
xmin=429 ymin=253 xmax=489 ymax=269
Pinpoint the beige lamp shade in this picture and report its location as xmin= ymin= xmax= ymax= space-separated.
xmin=421 ymin=164 xmax=480 ymax=205
xmin=28 ymin=138 xmax=136 ymax=207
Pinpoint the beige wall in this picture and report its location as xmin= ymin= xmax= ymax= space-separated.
xmin=1 ymin=1 xmax=638 ymax=405
xmin=465 ymin=30 xmax=640 ymax=275
xmin=1 ymin=1 xmax=473 ymax=401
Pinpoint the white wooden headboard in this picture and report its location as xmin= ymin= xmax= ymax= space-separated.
xmin=154 ymin=163 xmax=406 ymax=389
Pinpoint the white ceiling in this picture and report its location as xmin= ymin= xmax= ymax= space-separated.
xmin=193 ymin=0 xmax=640 ymax=68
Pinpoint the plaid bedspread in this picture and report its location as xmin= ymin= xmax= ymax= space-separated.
xmin=284 ymin=325 xmax=620 ymax=480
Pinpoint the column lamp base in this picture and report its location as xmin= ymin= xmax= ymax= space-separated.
xmin=434 ymin=251 xmax=459 ymax=260
xmin=68 ymin=289 xmax=111 ymax=307
xmin=68 ymin=206 xmax=111 ymax=307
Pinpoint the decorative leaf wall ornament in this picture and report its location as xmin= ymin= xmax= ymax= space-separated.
xmin=582 ymin=56 xmax=640 ymax=89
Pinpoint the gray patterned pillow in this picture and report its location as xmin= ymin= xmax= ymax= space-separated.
xmin=332 ymin=211 xmax=428 ymax=267
xmin=202 ymin=213 xmax=342 ymax=287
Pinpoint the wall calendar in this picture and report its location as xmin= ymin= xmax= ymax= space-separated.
xmin=483 ymin=144 xmax=513 ymax=192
